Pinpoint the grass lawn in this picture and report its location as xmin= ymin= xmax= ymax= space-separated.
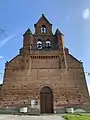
xmin=63 ymin=114 xmax=90 ymax=120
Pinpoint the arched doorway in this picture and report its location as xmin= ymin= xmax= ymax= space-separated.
xmin=40 ymin=86 xmax=53 ymax=113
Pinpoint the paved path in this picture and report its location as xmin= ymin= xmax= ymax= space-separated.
xmin=0 ymin=115 xmax=65 ymax=120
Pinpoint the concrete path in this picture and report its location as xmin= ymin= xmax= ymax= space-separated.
xmin=0 ymin=114 xmax=65 ymax=120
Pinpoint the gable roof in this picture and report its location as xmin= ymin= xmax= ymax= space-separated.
xmin=55 ymin=28 xmax=64 ymax=36
xmin=34 ymin=14 xmax=52 ymax=27
xmin=23 ymin=28 xmax=32 ymax=36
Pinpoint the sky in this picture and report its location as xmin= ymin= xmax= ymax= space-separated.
xmin=0 ymin=0 xmax=90 ymax=92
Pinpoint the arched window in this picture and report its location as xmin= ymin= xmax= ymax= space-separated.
xmin=41 ymin=25 xmax=46 ymax=33
xmin=46 ymin=39 xmax=51 ymax=49
xmin=37 ymin=39 xmax=42 ymax=49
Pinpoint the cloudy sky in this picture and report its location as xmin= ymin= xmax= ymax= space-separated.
xmin=0 ymin=0 xmax=90 ymax=92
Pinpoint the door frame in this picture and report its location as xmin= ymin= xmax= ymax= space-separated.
xmin=40 ymin=86 xmax=53 ymax=114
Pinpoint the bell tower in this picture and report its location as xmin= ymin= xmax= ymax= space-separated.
xmin=33 ymin=14 xmax=53 ymax=50
xmin=20 ymin=14 xmax=67 ymax=68
xmin=34 ymin=14 xmax=52 ymax=36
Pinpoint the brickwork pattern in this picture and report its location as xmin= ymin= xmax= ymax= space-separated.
xmin=0 ymin=15 xmax=89 ymax=109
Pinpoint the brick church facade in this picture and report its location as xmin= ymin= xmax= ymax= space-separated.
xmin=0 ymin=14 xmax=89 ymax=113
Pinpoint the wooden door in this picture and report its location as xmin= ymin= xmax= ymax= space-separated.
xmin=40 ymin=86 xmax=53 ymax=113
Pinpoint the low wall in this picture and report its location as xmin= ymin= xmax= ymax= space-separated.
xmin=0 ymin=104 xmax=90 ymax=115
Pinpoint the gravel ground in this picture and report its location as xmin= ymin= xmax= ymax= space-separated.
xmin=0 ymin=114 xmax=65 ymax=120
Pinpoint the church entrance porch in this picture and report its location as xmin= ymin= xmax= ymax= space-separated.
xmin=40 ymin=86 xmax=53 ymax=114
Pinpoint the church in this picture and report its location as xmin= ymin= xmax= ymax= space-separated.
xmin=0 ymin=14 xmax=89 ymax=114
